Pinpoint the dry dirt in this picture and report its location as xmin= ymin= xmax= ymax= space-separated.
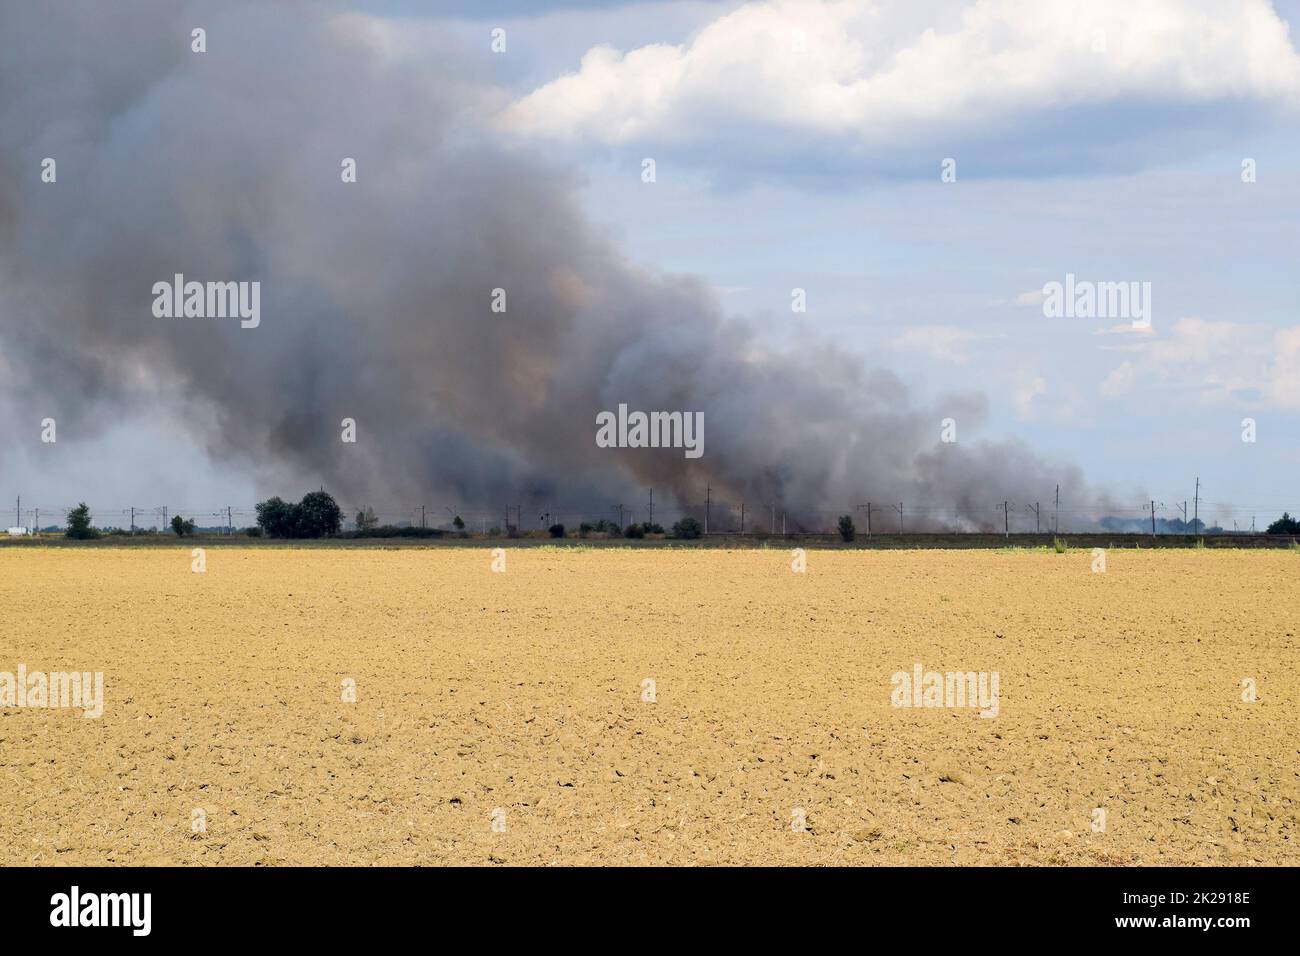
xmin=0 ymin=546 xmax=1296 ymax=866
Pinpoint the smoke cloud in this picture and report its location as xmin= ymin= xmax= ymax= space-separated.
xmin=0 ymin=1 xmax=1097 ymax=529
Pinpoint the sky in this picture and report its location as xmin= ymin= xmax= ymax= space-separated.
xmin=2 ymin=0 xmax=1298 ymax=530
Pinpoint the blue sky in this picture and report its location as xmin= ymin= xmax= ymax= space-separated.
xmin=3 ymin=0 xmax=1298 ymax=528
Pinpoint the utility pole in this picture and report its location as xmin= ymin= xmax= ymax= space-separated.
xmin=1002 ymin=500 xmax=1010 ymax=538
xmin=648 ymin=489 xmax=654 ymax=527
xmin=34 ymin=507 xmax=39 ymax=535
xmin=770 ymin=503 xmax=775 ymax=534
xmin=1054 ymin=484 xmax=1060 ymax=534
xmin=228 ymin=506 xmax=233 ymax=535
xmin=617 ymin=503 xmax=625 ymax=529
xmin=1150 ymin=500 xmax=1157 ymax=537
xmin=1193 ymin=477 xmax=1200 ymax=534
xmin=130 ymin=506 xmax=135 ymax=534
xmin=892 ymin=502 xmax=903 ymax=533
xmin=15 ymin=495 xmax=19 ymax=530
xmin=1028 ymin=501 xmax=1040 ymax=533
xmin=782 ymin=513 xmax=786 ymax=537
xmin=740 ymin=502 xmax=745 ymax=534
xmin=705 ymin=486 xmax=710 ymax=535
xmin=421 ymin=505 xmax=426 ymax=529
xmin=162 ymin=506 xmax=168 ymax=532
xmin=866 ymin=501 xmax=871 ymax=536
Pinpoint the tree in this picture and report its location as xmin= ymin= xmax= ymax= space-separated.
xmin=838 ymin=514 xmax=855 ymax=542
xmin=170 ymin=515 xmax=196 ymax=536
xmin=671 ymin=516 xmax=702 ymax=539
xmin=296 ymin=490 xmax=342 ymax=538
xmin=453 ymin=515 xmax=465 ymax=532
xmin=624 ymin=523 xmax=645 ymax=539
xmin=1266 ymin=512 xmax=1300 ymax=534
xmin=355 ymin=507 xmax=378 ymax=531
xmin=65 ymin=502 xmax=99 ymax=540
xmin=256 ymin=496 xmax=299 ymax=538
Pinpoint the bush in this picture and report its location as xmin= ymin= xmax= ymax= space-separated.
xmin=837 ymin=514 xmax=855 ymax=542
xmin=578 ymin=522 xmax=594 ymax=537
xmin=489 ymin=527 xmax=502 ymax=537
xmin=1266 ymin=512 xmax=1300 ymax=534
xmin=170 ymin=515 xmax=196 ymax=537
xmin=624 ymin=523 xmax=645 ymax=539
xmin=453 ymin=515 xmax=465 ymax=532
xmin=642 ymin=522 xmax=664 ymax=535
xmin=65 ymin=503 xmax=100 ymax=540
xmin=506 ymin=525 xmax=519 ymax=539
xmin=343 ymin=525 xmax=444 ymax=539
xmin=245 ymin=526 xmax=263 ymax=537
xmin=548 ymin=523 xmax=566 ymax=538
xmin=671 ymin=516 xmax=702 ymax=539
xmin=1052 ymin=537 xmax=1068 ymax=553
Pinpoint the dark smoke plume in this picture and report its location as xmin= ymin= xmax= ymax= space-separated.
xmin=0 ymin=1 xmax=1098 ymax=529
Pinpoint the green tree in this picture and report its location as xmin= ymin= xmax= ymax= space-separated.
xmin=838 ymin=514 xmax=856 ymax=542
xmin=65 ymin=502 xmax=99 ymax=540
xmin=453 ymin=515 xmax=465 ymax=532
xmin=170 ymin=514 xmax=196 ymax=536
xmin=255 ymin=496 xmax=299 ymax=538
xmin=296 ymin=490 xmax=342 ymax=538
xmin=1266 ymin=512 xmax=1300 ymax=534
xmin=355 ymin=507 xmax=378 ymax=531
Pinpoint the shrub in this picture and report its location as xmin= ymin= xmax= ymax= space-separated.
xmin=506 ymin=524 xmax=519 ymax=539
xmin=671 ymin=516 xmax=702 ymax=539
xmin=245 ymin=526 xmax=263 ymax=537
xmin=642 ymin=522 xmax=665 ymax=535
xmin=1052 ymin=537 xmax=1067 ymax=553
xmin=171 ymin=515 xmax=196 ymax=536
xmin=548 ymin=523 xmax=565 ymax=538
xmin=65 ymin=503 xmax=100 ymax=540
xmin=624 ymin=523 xmax=645 ymax=539
xmin=453 ymin=515 xmax=465 ymax=532
xmin=837 ymin=514 xmax=855 ymax=542
xmin=488 ymin=526 xmax=502 ymax=537
xmin=578 ymin=522 xmax=594 ymax=537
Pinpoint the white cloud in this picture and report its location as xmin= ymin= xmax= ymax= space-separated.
xmin=500 ymin=0 xmax=1300 ymax=147
xmin=1099 ymin=317 xmax=1300 ymax=407
xmin=892 ymin=324 xmax=998 ymax=364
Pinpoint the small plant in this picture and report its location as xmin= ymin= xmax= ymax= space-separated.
xmin=624 ymin=523 xmax=645 ymax=539
xmin=548 ymin=523 xmax=565 ymax=538
xmin=1195 ymin=537 xmax=1206 ymax=550
xmin=837 ymin=514 xmax=855 ymax=542
xmin=1052 ymin=537 xmax=1067 ymax=554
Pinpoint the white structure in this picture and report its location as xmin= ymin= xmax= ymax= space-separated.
xmin=7 ymin=527 xmax=30 ymax=536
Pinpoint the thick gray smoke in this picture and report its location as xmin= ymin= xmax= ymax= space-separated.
xmin=0 ymin=1 xmax=1097 ymax=529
